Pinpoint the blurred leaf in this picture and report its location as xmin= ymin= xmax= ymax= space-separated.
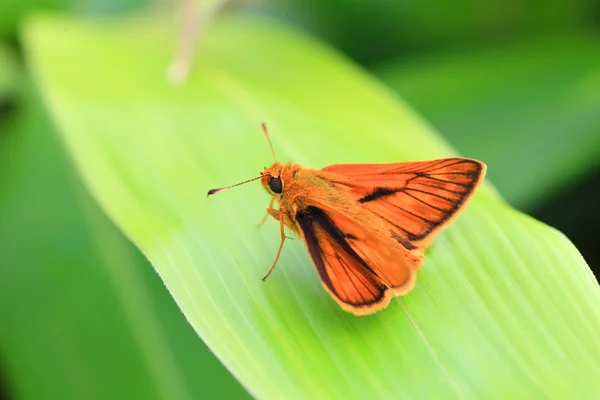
xmin=0 ymin=0 xmax=55 ymax=39
xmin=0 ymin=43 xmax=19 ymax=101
xmin=375 ymin=34 xmax=600 ymax=210
xmin=0 ymin=0 xmax=149 ymax=39
xmin=24 ymin=13 xmax=600 ymax=399
xmin=260 ymin=0 xmax=597 ymax=64
xmin=0 ymin=88 xmax=247 ymax=399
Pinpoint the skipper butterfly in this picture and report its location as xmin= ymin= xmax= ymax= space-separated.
xmin=208 ymin=124 xmax=486 ymax=315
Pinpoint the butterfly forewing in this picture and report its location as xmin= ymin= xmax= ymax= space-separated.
xmin=323 ymin=158 xmax=485 ymax=247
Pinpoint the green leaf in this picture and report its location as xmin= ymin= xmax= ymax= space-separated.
xmin=374 ymin=35 xmax=600 ymax=210
xmin=0 ymin=88 xmax=247 ymax=399
xmin=24 ymin=13 xmax=600 ymax=399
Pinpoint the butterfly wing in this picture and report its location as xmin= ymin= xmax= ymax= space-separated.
xmin=321 ymin=158 xmax=486 ymax=247
xmin=295 ymin=205 xmax=417 ymax=315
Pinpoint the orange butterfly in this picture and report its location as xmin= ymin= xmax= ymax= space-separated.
xmin=208 ymin=124 xmax=486 ymax=315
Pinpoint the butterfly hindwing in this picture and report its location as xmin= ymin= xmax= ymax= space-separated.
xmin=295 ymin=206 xmax=417 ymax=314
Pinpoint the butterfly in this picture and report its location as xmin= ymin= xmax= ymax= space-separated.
xmin=208 ymin=124 xmax=486 ymax=315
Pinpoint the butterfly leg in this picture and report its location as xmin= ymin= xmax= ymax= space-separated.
xmin=262 ymin=207 xmax=288 ymax=281
xmin=258 ymin=202 xmax=294 ymax=239
xmin=256 ymin=197 xmax=275 ymax=228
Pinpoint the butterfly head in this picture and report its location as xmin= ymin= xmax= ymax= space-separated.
xmin=260 ymin=163 xmax=285 ymax=196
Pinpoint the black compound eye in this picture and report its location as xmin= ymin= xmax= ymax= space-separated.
xmin=268 ymin=177 xmax=283 ymax=194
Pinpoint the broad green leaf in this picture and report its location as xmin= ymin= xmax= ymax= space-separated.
xmin=24 ymin=13 xmax=600 ymax=399
xmin=0 ymin=89 xmax=246 ymax=399
xmin=374 ymin=35 xmax=600 ymax=210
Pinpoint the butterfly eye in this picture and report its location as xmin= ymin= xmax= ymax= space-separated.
xmin=269 ymin=177 xmax=283 ymax=194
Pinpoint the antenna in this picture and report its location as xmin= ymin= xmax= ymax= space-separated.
xmin=261 ymin=123 xmax=278 ymax=163
xmin=207 ymin=175 xmax=262 ymax=197
xmin=208 ymin=124 xmax=277 ymax=197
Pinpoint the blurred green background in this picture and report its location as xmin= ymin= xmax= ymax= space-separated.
xmin=1 ymin=0 xmax=599 ymax=398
